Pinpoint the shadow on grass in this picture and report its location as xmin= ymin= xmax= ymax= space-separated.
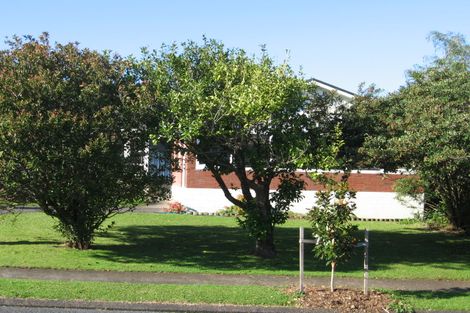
xmin=91 ymin=224 xmax=470 ymax=274
xmin=93 ymin=225 xmax=302 ymax=272
xmin=0 ymin=240 xmax=60 ymax=245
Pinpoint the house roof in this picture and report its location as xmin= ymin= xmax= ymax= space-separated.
xmin=308 ymin=77 xmax=356 ymax=99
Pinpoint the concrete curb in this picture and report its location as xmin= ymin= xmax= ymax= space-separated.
xmin=0 ymin=298 xmax=332 ymax=313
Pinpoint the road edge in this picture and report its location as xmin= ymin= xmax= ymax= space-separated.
xmin=0 ymin=297 xmax=332 ymax=313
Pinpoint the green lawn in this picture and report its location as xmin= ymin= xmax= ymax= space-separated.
xmin=390 ymin=289 xmax=470 ymax=312
xmin=0 ymin=277 xmax=468 ymax=312
xmin=0 ymin=212 xmax=469 ymax=280
xmin=0 ymin=278 xmax=292 ymax=306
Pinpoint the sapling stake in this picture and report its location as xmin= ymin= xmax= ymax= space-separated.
xmin=330 ymin=260 xmax=336 ymax=292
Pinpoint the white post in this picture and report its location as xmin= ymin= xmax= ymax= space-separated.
xmin=364 ymin=229 xmax=369 ymax=295
xmin=299 ymin=226 xmax=304 ymax=293
xmin=330 ymin=261 xmax=336 ymax=292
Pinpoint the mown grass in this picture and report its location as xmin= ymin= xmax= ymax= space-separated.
xmin=0 ymin=212 xmax=469 ymax=280
xmin=0 ymin=278 xmax=292 ymax=306
xmin=0 ymin=277 xmax=468 ymax=311
xmin=391 ymin=288 xmax=470 ymax=312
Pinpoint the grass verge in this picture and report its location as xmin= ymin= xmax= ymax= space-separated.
xmin=0 ymin=278 xmax=292 ymax=306
xmin=390 ymin=289 xmax=470 ymax=312
xmin=0 ymin=278 xmax=468 ymax=312
xmin=0 ymin=213 xmax=469 ymax=280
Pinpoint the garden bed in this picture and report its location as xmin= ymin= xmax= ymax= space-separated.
xmin=292 ymin=286 xmax=395 ymax=313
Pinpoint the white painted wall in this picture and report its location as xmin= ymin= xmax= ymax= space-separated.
xmin=171 ymin=186 xmax=423 ymax=219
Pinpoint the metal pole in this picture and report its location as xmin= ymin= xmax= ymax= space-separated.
xmin=299 ymin=226 xmax=304 ymax=293
xmin=364 ymin=229 xmax=369 ymax=295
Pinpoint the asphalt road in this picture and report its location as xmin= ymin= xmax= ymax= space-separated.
xmin=0 ymin=308 xmax=169 ymax=313
xmin=0 ymin=306 xmax=331 ymax=313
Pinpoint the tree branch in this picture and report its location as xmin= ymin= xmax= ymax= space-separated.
xmin=208 ymin=166 xmax=245 ymax=208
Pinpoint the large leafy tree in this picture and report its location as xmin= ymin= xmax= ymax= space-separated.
xmin=359 ymin=32 xmax=470 ymax=233
xmin=0 ymin=33 xmax=170 ymax=248
xmin=142 ymin=39 xmax=341 ymax=257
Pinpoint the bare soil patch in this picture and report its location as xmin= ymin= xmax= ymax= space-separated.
xmin=291 ymin=286 xmax=394 ymax=313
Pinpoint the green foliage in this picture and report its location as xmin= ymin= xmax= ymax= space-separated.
xmin=308 ymin=176 xmax=358 ymax=266
xmin=217 ymin=195 xmax=244 ymax=216
xmin=393 ymin=175 xmax=451 ymax=230
xmin=141 ymin=38 xmax=341 ymax=257
xmin=0 ymin=33 xmax=170 ymax=249
xmin=352 ymin=32 xmax=470 ymax=234
xmin=337 ymin=84 xmax=396 ymax=170
xmin=424 ymin=209 xmax=449 ymax=230
xmin=307 ymin=174 xmax=358 ymax=291
xmin=388 ymin=299 xmax=416 ymax=313
xmin=393 ymin=177 xmax=423 ymax=203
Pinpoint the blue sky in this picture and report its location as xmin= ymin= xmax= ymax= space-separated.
xmin=1 ymin=0 xmax=469 ymax=92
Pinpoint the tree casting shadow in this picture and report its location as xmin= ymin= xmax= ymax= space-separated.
xmin=91 ymin=224 xmax=470 ymax=274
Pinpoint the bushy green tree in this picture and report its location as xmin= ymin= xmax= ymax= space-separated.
xmin=308 ymin=174 xmax=358 ymax=292
xmin=0 ymin=33 xmax=170 ymax=248
xmin=338 ymin=84 xmax=398 ymax=170
xmin=357 ymin=32 xmax=470 ymax=233
xmin=142 ymin=39 xmax=341 ymax=257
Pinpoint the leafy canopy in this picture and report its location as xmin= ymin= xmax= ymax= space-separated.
xmin=0 ymin=33 xmax=169 ymax=248
xmin=141 ymin=38 xmax=342 ymax=257
xmin=361 ymin=32 xmax=470 ymax=232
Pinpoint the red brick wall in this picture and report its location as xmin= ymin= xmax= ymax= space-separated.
xmin=175 ymin=156 xmax=405 ymax=192
xmin=303 ymin=172 xmax=402 ymax=192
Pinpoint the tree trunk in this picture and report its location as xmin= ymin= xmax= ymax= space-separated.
xmin=66 ymin=240 xmax=91 ymax=250
xmin=444 ymin=193 xmax=470 ymax=235
xmin=253 ymin=186 xmax=277 ymax=258
xmin=423 ymin=192 xmax=440 ymax=219
xmin=255 ymin=233 xmax=276 ymax=258
xmin=457 ymin=201 xmax=470 ymax=235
